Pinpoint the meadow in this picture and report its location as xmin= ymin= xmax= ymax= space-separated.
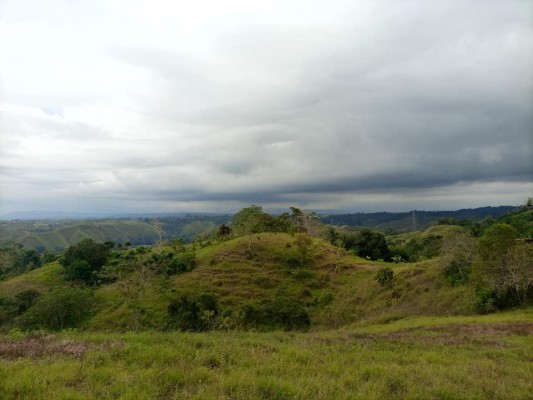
xmin=1 ymin=311 xmax=532 ymax=400
xmin=1 ymin=205 xmax=532 ymax=399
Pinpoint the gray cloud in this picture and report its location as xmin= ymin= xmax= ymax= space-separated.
xmin=1 ymin=0 xmax=532 ymax=215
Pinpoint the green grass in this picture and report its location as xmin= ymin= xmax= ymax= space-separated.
xmin=1 ymin=233 xmax=479 ymax=331
xmin=0 ymin=262 xmax=64 ymax=297
xmin=0 ymin=220 xmax=160 ymax=252
xmin=1 ymin=231 xmax=532 ymax=398
xmin=1 ymin=312 xmax=532 ymax=399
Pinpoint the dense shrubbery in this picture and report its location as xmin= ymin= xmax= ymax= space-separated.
xmin=60 ymin=238 xmax=112 ymax=284
xmin=0 ymin=243 xmax=42 ymax=279
xmin=440 ymin=231 xmax=476 ymax=286
xmin=16 ymin=287 xmax=94 ymax=330
xmin=167 ymin=293 xmax=219 ymax=331
xmin=341 ymin=229 xmax=390 ymax=260
xmin=240 ymin=298 xmax=311 ymax=331
xmin=146 ymin=250 xmax=197 ymax=275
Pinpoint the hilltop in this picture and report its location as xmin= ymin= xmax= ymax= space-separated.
xmin=0 ymin=231 xmax=483 ymax=332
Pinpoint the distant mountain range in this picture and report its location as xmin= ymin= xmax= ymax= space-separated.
xmin=320 ymin=206 xmax=517 ymax=232
xmin=0 ymin=205 xmax=518 ymax=252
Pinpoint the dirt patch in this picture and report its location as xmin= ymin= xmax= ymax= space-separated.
xmin=0 ymin=334 xmax=124 ymax=360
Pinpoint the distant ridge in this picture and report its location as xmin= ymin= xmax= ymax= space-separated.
xmin=320 ymin=205 xmax=517 ymax=232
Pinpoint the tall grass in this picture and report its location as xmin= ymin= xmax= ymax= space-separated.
xmin=1 ymin=312 xmax=532 ymax=399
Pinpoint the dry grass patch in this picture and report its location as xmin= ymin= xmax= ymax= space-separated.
xmin=0 ymin=334 xmax=123 ymax=360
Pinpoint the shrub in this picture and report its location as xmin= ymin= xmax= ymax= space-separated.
xmin=440 ymin=231 xmax=476 ymax=286
xmin=167 ymin=293 xmax=219 ymax=331
xmin=146 ymin=250 xmax=196 ymax=275
xmin=474 ymin=287 xmax=497 ymax=314
xmin=12 ymin=290 xmax=42 ymax=316
xmin=342 ymin=229 xmax=390 ymax=261
xmin=375 ymin=267 xmax=394 ymax=287
xmin=17 ymin=287 xmax=94 ymax=330
xmin=240 ymin=298 xmax=310 ymax=331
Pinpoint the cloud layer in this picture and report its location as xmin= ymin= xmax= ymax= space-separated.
xmin=1 ymin=0 xmax=532 ymax=214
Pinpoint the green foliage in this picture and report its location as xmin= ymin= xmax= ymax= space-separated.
xmin=401 ymin=235 xmax=442 ymax=262
xmin=64 ymin=259 xmax=94 ymax=282
xmin=478 ymin=223 xmax=518 ymax=263
xmin=42 ymin=251 xmax=58 ymax=264
xmin=440 ymin=231 xmax=476 ymax=286
xmin=167 ymin=293 xmax=219 ymax=331
xmin=232 ymin=206 xmax=275 ymax=236
xmin=375 ymin=267 xmax=394 ymax=287
xmin=324 ymin=226 xmax=340 ymax=245
xmin=12 ymin=289 xmax=42 ymax=316
xmin=240 ymin=298 xmax=311 ymax=331
xmin=0 ymin=243 xmax=42 ymax=279
xmin=147 ymin=250 xmax=197 ymax=275
xmin=217 ymin=224 xmax=232 ymax=240
xmin=61 ymin=238 xmax=111 ymax=284
xmin=473 ymin=287 xmax=498 ymax=314
xmin=474 ymin=224 xmax=533 ymax=309
xmin=17 ymin=287 xmax=94 ymax=330
xmin=342 ymin=228 xmax=390 ymax=260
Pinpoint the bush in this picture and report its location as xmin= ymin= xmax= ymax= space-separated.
xmin=167 ymin=251 xmax=196 ymax=274
xmin=375 ymin=267 xmax=394 ymax=287
xmin=240 ymin=298 xmax=310 ymax=331
xmin=167 ymin=293 xmax=219 ymax=331
xmin=12 ymin=290 xmax=42 ymax=316
xmin=17 ymin=287 xmax=94 ymax=330
xmin=0 ymin=243 xmax=42 ymax=279
xmin=440 ymin=231 xmax=476 ymax=286
xmin=474 ymin=287 xmax=498 ymax=314
xmin=342 ymin=229 xmax=390 ymax=260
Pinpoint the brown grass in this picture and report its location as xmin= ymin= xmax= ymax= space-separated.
xmin=0 ymin=334 xmax=123 ymax=360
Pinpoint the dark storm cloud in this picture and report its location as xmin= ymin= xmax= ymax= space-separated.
xmin=1 ymin=0 xmax=532 ymax=215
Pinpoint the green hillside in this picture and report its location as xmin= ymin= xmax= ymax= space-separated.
xmin=0 ymin=216 xmax=231 ymax=253
xmin=1 ymin=233 xmax=477 ymax=332
xmin=0 ymin=220 xmax=160 ymax=252
xmin=1 ymin=216 xmax=532 ymax=400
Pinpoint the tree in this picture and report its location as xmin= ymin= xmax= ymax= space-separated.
xmin=217 ymin=224 xmax=232 ymax=240
xmin=61 ymin=238 xmax=111 ymax=284
xmin=0 ymin=243 xmax=42 ymax=278
xmin=324 ymin=227 xmax=340 ymax=246
xmin=232 ymin=205 xmax=274 ymax=250
xmin=494 ymin=243 xmax=533 ymax=304
xmin=289 ymin=207 xmax=305 ymax=233
xmin=346 ymin=229 xmax=389 ymax=260
xmin=478 ymin=223 xmax=518 ymax=264
xmin=440 ymin=231 xmax=476 ymax=285
xmin=475 ymin=223 xmax=531 ymax=307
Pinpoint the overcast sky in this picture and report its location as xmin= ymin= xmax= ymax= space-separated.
xmin=1 ymin=0 xmax=532 ymax=216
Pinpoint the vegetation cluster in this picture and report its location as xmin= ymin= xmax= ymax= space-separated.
xmin=0 ymin=201 xmax=531 ymax=335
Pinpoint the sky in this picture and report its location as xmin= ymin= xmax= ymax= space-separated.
xmin=1 ymin=0 xmax=532 ymax=216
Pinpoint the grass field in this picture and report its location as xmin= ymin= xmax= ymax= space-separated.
xmin=1 ymin=311 xmax=532 ymax=400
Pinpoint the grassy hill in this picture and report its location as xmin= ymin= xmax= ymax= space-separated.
xmin=0 ymin=220 xmax=160 ymax=252
xmin=1 ymin=233 xmax=477 ymax=332
xmin=0 ymin=216 xmax=231 ymax=253
xmin=1 ymin=230 xmax=532 ymax=399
